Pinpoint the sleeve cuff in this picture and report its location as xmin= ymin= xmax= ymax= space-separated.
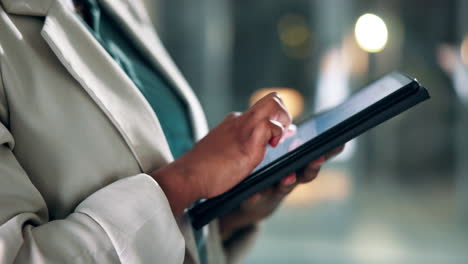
xmin=75 ymin=174 xmax=185 ymax=263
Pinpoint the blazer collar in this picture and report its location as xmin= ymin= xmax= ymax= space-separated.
xmin=0 ymin=0 xmax=53 ymax=16
xmin=40 ymin=0 xmax=175 ymax=173
xmin=0 ymin=0 xmax=148 ymax=20
xmin=98 ymin=0 xmax=209 ymax=140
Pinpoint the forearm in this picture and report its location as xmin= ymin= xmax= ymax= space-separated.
xmin=151 ymin=159 xmax=202 ymax=217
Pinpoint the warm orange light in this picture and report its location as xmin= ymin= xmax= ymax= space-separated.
xmin=461 ymin=36 xmax=468 ymax=66
xmin=284 ymin=168 xmax=351 ymax=207
xmin=250 ymin=88 xmax=305 ymax=119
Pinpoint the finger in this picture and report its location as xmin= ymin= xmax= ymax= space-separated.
xmin=324 ymin=144 xmax=345 ymax=161
xmin=297 ymin=146 xmax=345 ymax=184
xmin=310 ymin=156 xmax=326 ymax=169
xmin=297 ymin=166 xmax=320 ymax=183
xmin=241 ymin=190 xmax=277 ymax=210
xmin=280 ymin=124 xmax=297 ymax=143
xmin=303 ymin=145 xmax=345 ymax=171
xmin=251 ymin=92 xmax=284 ymax=110
xmin=269 ymin=94 xmax=292 ymax=129
xmin=276 ymin=173 xmax=297 ymax=195
xmin=268 ymin=120 xmax=285 ymax=147
xmin=288 ymin=124 xmax=297 ymax=134
xmin=252 ymin=119 xmax=285 ymax=147
xmin=224 ymin=112 xmax=242 ymax=121
xmin=240 ymin=193 xmax=261 ymax=210
xmin=249 ymin=93 xmax=292 ymax=129
xmin=248 ymin=193 xmax=262 ymax=204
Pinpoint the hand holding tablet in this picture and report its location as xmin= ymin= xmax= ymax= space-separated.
xmin=189 ymin=71 xmax=430 ymax=229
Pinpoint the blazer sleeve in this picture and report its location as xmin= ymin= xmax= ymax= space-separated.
xmin=0 ymin=68 xmax=185 ymax=263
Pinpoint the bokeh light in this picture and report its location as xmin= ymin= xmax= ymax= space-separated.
xmin=349 ymin=223 xmax=406 ymax=263
xmin=250 ymin=88 xmax=305 ymax=119
xmin=278 ymin=14 xmax=312 ymax=59
xmin=461 ymin=35 xmax=468 ymax=66
xmin=284 ymin=168 xmax=351 ymax=207
xmin=354 ymin=13 xmax=388 ymax=53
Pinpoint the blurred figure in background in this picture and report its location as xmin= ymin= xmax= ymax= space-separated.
xmin=438 ymin=45 xmax=468 ymax=105
xmin=438 ymin=44 xmax=468 ymax=225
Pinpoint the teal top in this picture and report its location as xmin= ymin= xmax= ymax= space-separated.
xmin=76 ymin=1 xmax=207 ymax=262
xmin=80 ymin=0 xmax=194 ymax=159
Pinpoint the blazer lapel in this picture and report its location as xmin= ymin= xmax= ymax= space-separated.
xmin=98 ymin=0 xmax=209 ymax=141
xmin=40 ymin=0 xmax=174 ymax=173
xmin=41 ymin=2 xmax=207 ymax=262
xmin=94 ymin=3 xmax=210 ymax=262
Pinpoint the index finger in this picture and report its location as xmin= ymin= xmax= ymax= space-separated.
xmin=248 ymin=92 xmax=292 ymax=129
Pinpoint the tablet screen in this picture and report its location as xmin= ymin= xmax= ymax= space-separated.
xmin=253 ymin=73 xmax=412 ymax=173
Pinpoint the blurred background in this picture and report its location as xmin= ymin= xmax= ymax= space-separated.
xmin=145 ymin=0 xmax=468 ymax=263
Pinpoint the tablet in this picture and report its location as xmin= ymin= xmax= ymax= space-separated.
xmin=189 ymin=71 xmax=430 ymax=229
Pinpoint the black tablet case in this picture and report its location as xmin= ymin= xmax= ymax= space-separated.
xmin=189 ymin=71 xmax=430 ymax=230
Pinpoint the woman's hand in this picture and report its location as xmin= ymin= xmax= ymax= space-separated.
xmin=218 ymin=145 xmax=345 ymax=241
xmin=151 ymin=93 xmax=292 ymax=217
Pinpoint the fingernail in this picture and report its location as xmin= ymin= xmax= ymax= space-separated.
xmin=249 ymin=194 xmax=261 ymax=203
xmin=282 ymin=174 xmax=296 ymax=186
xmin=284 ymin=127 xmax=296 ymax=138
xmin=269 ymin=136 xmax=281 ymax=147
xmin=311 ymin=156 xmax=326 ymax=169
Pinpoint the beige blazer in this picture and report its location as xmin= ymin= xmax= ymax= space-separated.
xmin=0 ymin=0 xmax=258 ymax=263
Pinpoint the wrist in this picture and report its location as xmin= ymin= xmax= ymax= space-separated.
xmin=151 ymin=160 xmax=202 ymax=217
